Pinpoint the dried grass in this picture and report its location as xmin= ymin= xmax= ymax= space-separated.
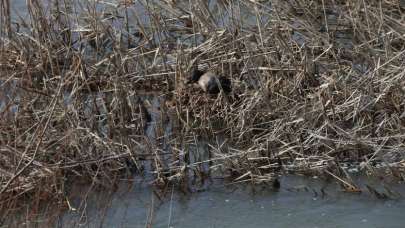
xmin=0 ymin=0 xmax=404 ymax=221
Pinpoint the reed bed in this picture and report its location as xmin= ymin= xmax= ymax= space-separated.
xmin=0 ymin=0 xmax=404 ymax=220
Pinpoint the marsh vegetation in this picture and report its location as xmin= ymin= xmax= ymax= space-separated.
xmin=0 ymin=0 xmax=404 ymax=224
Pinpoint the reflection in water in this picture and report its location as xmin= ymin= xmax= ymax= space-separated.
xmin=58 ymin=175 xmax=405 ymax=228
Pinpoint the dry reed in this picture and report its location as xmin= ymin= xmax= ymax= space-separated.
xmin=0 ymin=0 xmax=404 ymax=222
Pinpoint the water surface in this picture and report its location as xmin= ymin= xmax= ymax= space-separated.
xmin=56 ymin=175 xmax=405 ymax=228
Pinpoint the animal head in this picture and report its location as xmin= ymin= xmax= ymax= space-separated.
xmin=187 ymin=68 xmax=205 ymax=84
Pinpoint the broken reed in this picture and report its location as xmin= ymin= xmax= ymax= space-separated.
xmin=0 ymin=0 xmax=404 ymax=215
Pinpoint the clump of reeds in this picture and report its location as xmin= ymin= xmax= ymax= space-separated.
xmin=0 ymin=0 xmax=404 ymax=223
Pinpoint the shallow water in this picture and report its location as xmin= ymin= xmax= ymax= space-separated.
xmin=53 ymin=175 xmax=405 ymax=228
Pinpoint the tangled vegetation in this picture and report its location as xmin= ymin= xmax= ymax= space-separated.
xmin=0 ymin=0 xmax=404 ymax=222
